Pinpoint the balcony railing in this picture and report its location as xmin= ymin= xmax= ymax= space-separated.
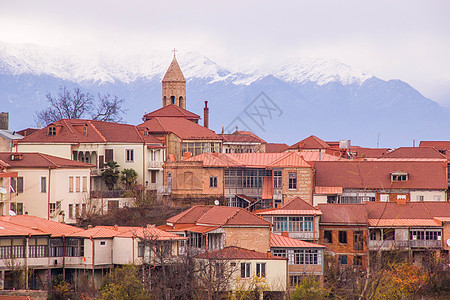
xmin=410 ymin=240 xmax=442 ymax=248
xmin=148 ymin=161 xmax=164 ymax=169
xmin=91 ymin=190 xmax=129 ymax=199
xmin=368 ymin=240 xmax=409 ymax=250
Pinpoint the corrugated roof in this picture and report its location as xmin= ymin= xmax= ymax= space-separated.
xmin=380 ymin=147 xmax=447 ymax=159
xmin=419 ymin=141 xmax=450 ymax=149
xmin=315 ymin=186 xmax=343 ymax=194
xmin=270 ymin=233 xmax=325 ymax=248
xmin=0 ymin=215 xmax=84 ymax=237
xmin=258 ymin=209 xmax=322 ymax=216
xmin=314 ymin=160 xmax=448 ymax=190
xmin=0 ymin=219 xmax=48 ymax=237
xmin=0 ymin=152 xmax=94 ymax=169
xmin=116 ymin=227 xmax=187 ymax=240
xmin=196 ymin=246 xmax=286 ymax=260
xmin=265 ymin=143 xmax=289 ymax=153
xmin=318 ymin=204 xmax=368 ymax=225
xmin=351 ymin=146 xmax=390 ymax=158
xmin=0 ymin=130 xmax=24 ymax=140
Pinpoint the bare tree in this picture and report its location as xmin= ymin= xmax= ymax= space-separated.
xmin=36 ymin=86 xmax=126 ymax=125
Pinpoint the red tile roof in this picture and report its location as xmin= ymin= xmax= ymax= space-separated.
xmin=268 ymin=152 xmax=312 ymax=167
xmin=115 ymin=227 xmax=186 ymax=240
xmin=162 ymin=56 xmax=186 ymax=82
xmin=221 ymin=133 xmax=264 ymax=143
xmin=419 ymin=141 xmax=450 ymax=149
xmin=196 ymin=246 xmax=286 ymax=260
xmin=368 ymin=219 xmax=441 ymax=227
xmin=380 ymin=147 xmax=447 ymax=159
xmin=265 ymin=143 xmax=289 ymax=153
xmin=18 ymin=119 xmax=145 ymax=144
xmin=142 ymin=104 xmax=200 ymax=121
xmin=0 ymin=215 xmax=84 ymax=237
xmin=314 ymin=160 xmax=448 ymax=190
xmin=314 ymin=186 xmax=343 ymax=195
xmin=68 ymin=225 xmax=183 ymax=240
xmin=0 ymin=219 xmax=48 ymax=237
xmin=351 ymin=146 xmax=390 ymax=158
xmin=270 ymin=233 xmax=325 ymax=248
xmin=289 ymin=135 xmax=330 ymax=150
xmin=318 ymin=204 xmax=368 ymax=225
xmin=166 ymin=205 xmax=271 ymax=228
xmin=0 ymin=152 xmax=94 ymax=169
xmin=236 ymin=131 xmax=267 ymax=144
xmin=257 ymin=197 xmax=321 ymax=216
xmin=139 ymin=117 xmax=222 ymax=140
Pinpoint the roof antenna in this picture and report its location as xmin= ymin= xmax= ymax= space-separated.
xmin=172 ymin=48 xmax=177 ymax=58
xmin=376 ymin=133 xmax=380 ymax=148
xmin=412 ymin=139 xmax=415 ymax=147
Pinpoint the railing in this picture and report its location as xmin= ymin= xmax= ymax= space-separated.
xmin=29 ymin=245 xmax=49 ymax=258
xmin=0 ymin=245 xmax=25 ymax=259
xmin=148 ymin=161 xmax=164 ymax=169
xmin=49 ymin=202 xmax=62 ymax=218
xmin=410 ymin=240 xmax=442 ymax=248
xmin=368 ymin=240 xmax=409 ymax=250
xmin=91 ymin=190 xmax=129 ymax=199
xmin=157 ymin=186 xmax=170 ymax=195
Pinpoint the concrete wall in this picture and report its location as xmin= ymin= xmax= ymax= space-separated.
xmin=410 ymin=190 xmax=447 ymax=201
xmin=16 ymin=143 xmax=73 ymax=159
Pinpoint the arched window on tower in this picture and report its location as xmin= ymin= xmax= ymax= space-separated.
xmin=171 ymin=96 xmax=175 ymax=104
xmin=179 ymin=96 xmax=184 ymax=107
xmin=163 ymin=96 xmax=167 ymax=106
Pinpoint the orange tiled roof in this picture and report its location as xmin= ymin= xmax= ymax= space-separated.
xmin=166 ymin=206 xmax=271 ymax=228
xmin=139 ymin=117 xmax=222 ymax=140
xmin=0 ymin=215 xmax=84 ymax=237
xmin=380 ymin=147 xmax=447 ymax=159
xmin=236 ymin=131 xmax=267 ymax=144
xmin=18 ymin=119 xmax=145 ymax=144
xmin=0 ymin=219 xmax=48 ymax=237
xmin=142 ymin=104 xmax=200 ymax=121
xmin=318 ymin=204 xmax=368 ymax=225
xmin=270 ymin=233 xmax=325 ymax=248
xmin=351 ymin=146 xmax=390 ymax=158
xmin=162 ymin=56 xmax=186 ymax=82
xmin=419 ymin=141 xmax=450 ymax=149
xmin=288 ymin=135 xmax=330 ymax=150
xmin=265 ymin=143 xmax=289 ymax=153
xmin=368 ymin=219 xmax=441 ymax=227
xmin=0 ymin=152 xmax=94 ymax=169
xmin=116 ymin=227 xmax=186 ymax=240
xmin=314 ymin=160 xmax=448 ymax=190
xmin=257 ymin=197 xmax=321 ymax=216
xmin=196 ymin=246 xmax=286 ymax=260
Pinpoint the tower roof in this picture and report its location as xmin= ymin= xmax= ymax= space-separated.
xmin=162 ymin=56 xmax=186 ymax=82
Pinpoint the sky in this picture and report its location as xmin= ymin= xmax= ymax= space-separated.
xmin=1 ymin=0 xmax=450 ymax=106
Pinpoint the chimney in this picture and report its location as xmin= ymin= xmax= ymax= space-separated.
xmin=114 ymin=224 xmax=119 ymax=231
xmin=267 ymin=251 xmax=271 ymax=258
xmin=146 ymin=224 xmax=155 ymax=228
xmin=88 ymin=225 xmax=93 ymax=229
xmin=0 ymin=112 xmax=8 ymax=130
xmin=203 ymin=101 xmax=209 ymax=129
xmin=281 ymin=231 xmax=289 ymax=238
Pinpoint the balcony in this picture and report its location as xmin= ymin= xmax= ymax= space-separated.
xmin=368 ymin=240 xmax=409 ymax=251
xmin=90 ymin=168 xmax=102 ymax=176
xmin=148 ymin=161 xmax=164 ymax=169
xmin=91 ymin=190 xmax=129 ymax=199
xmin=410 ymin=240 xmax=442 ymax=248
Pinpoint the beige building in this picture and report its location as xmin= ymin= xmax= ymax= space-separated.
xmin=0 ymin=152 xmax=92 ymax=224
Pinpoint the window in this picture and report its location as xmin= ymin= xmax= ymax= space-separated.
xmin=353 ymin=231 xmax=363 ymax=250
xmin=353 ymin=255 xmax=362 ymax=266
xmin=48 ymin=126 xmax=56 ymax=136
xmin=82 ymin=176 xmax=88 ymax=192
xmin=241 ymin=263 xmax=251 ymax=278
xmin=105 ymin=149 xmax=114 ymax=162
xmin=41 ymin=177 xmax=47 ymax=193
xmin=288 ymin=172 xmax=297 ymax=189
xmin=293 ymin=250 xmax=304 ymax=264
xmin=324 ymin=230 xmax=332 ymax=243
xmin=138 ymin=242 xmax=145 ymax=257
xmin=69 ymin=177 xmax=74 ymax=193
xmin=338 ymin=231 xmax=347 ymax=244
xmin=304 ymin=217 xmax=313 ymax=232
xmin=433 ymin=195 xmax=441 ymax=201
xmin=69 ymin=204 xmax=73 ymax=219
xmin=273 ymin=217 xmax=288 ymax=232
xmin=82 ymin=203 xmax=86 ymax=218
xmin=338 ymin=255 xmax=347 ymax=265
xmin=290 ymin=275 xmax=303 ymax=287
xmin=99 ymin=241 xmax=106 ymax=246
xmin=11 ymin=203 xmax=23 ymax=215
xmin=75 ymin=204 xmax=80 ymax=218
xmin=273 ymin=171 xmax=282 ymax=188
xmin=209 ymin=176 xmax=218 ymax=188
xmin=108 ymin=200 xmax=119 ymax=212
xmin=126 ymin=149 xmax=134 ymax=162
xmin=383 ymin=228 xmax=395 ymax=240
xmin=83 ymin=126 xmax=87 ymax=136
xmin=49 ymin=203 xmax=56 ymax=215
xmin=151 ymin=170 xmax=157 ymax=184
xmin=10 ymin=177 xmax=23 ymax=194
xmin=99 ymin=155 xmax=104 ymax=169
xmin=272 ymin=249 xmax=287 ymax=257
xmin=256 ymin=263 xmax=266 ymax=277
xmin=391 ymin=172 xmax=408 ymax=182
xmin=75 ymin=177 xmax=81 ymax=192
xmin=380 ymin=194 xmax=389 ymax=202
xmin=416 ymin=195 xmax=424 ymax=201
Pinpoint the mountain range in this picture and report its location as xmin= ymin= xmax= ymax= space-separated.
xmin=0 ymin=41 xmax=448 ymax=147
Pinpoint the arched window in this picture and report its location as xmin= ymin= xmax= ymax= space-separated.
xmin=179 ymin=96 xmax=184 ymax=106
xmin=163 ymin=96 xmax=167 ymax=105
xmin=171 ymin=96 xmax=175 ymax=104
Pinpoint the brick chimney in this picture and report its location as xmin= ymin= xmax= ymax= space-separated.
xmin=203 ymin=101 xmax=209 ymax=129
xmin=0 ymin=112 xmax=8 ymax=130
xmin=281 ymin=231 xmax=289 ymax=238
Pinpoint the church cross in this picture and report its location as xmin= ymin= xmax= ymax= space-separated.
xmin=172 ymin=48 xmax=177 ymax=57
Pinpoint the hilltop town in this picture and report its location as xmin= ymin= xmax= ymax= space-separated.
xmin=0 ymin=55 xmax=449 ymax=299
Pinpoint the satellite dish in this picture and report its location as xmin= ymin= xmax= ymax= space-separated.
xmin=9 ymin=210 xmax=16 ymax=216
xmin=446 ymin=239 xmax=450 ymax=247
xmin=0 ymin=187 xmax=6 ymax=194
xmin=214 ymin=200 xmax=220 ymax=206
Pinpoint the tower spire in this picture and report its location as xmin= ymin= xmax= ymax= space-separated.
xmin=162 ymin=51 xmax=186 ymax=109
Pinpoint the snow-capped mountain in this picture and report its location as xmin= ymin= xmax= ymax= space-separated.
xmin=0 ymin=41 xmax=448 ymax=147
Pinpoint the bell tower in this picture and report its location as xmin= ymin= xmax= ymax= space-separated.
xmin=162 ymin=49 xmax=186 ymax=109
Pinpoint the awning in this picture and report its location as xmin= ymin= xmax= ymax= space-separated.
xmin=0 ymin=172 xmax=18 ymax=178
xmin=262 ymin=177 xmax=273 ymax=199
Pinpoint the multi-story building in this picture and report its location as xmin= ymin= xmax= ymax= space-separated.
xmin=0 ymin=152 xmax=92 ymax=223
